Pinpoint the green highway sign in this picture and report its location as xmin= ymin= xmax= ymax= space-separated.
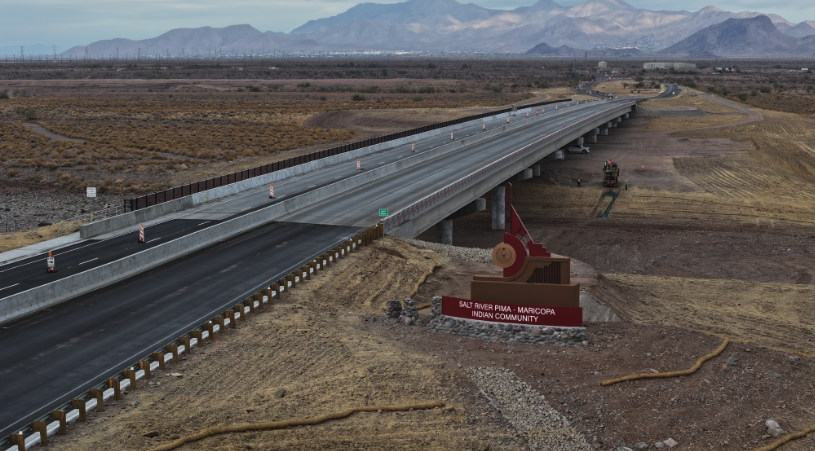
xmin=379 ymin=209 xmax=389 ymax=216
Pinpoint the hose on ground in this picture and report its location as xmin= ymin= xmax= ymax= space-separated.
xmin=750 ymin=424 xmax=815 ymax=451
xmin=147 ymin=402 xmax=444 ymax=451
xmin=381 ymin=256 xmax=441 ymax=312
xmin=601 ymin=338 xmax=729 ymax=386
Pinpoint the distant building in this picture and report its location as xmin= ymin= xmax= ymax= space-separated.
xmin=803 ymin=68 xmax=809 ymax=71
xmin=598 ymin=61 xmax=608 ymax=68
xmin=643 ymin=62 xmax=697 ymax=70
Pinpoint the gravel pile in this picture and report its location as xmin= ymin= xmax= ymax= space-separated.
xmin=469 ymin=367 xmax=592 ymax=451
xmin=398 ymin=237 xmax=493 ymax=263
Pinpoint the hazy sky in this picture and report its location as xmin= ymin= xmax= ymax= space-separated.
xmin=1 ymin=0 xmax=813 ymax=52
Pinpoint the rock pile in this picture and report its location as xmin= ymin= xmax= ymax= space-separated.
xmin=385 ymin=299 xmax=402 ymax=318
xmin=468 ymin=367 xmax=592 ymax=451
xmin=399 ymin=298 xmax=420 ymax=326
xmin=397 ymin=237 xmax=492 ymax=263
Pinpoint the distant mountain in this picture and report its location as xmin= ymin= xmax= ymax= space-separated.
xmin=59 ymin=0 xmax=815 ymax=56
xmin=662 ymin=15 xmax=815 ymax=57
xmin=525 ymin=42 xmax=642 ymax=57
xmin=60 ymin=25 xmax=320 ymax=58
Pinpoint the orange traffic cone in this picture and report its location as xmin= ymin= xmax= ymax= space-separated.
xmin=138 ymin=224 xmax=145 ymax=244
xmin=46 ymin=251 xmax=56 ymax=273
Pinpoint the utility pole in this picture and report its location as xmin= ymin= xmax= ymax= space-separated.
xmin=53 ymin=45 xmax=57 ymax=60
xmin=20 ymin=46 xmax=24 ymax=61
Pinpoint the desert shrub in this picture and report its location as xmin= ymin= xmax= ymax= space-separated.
xmin=684 ymin=80 xmax=698 ymax=88
xmin=358 ymin=86 xmax=379 ymax=93
xmin=0 ymin=90 xmax=8 ymax=100
xmin=737 ymin=93 xmax=748 ymax=101
xmin=708 ymin=86 xmax=719 ymax=94
xmin=751 ymin=90 xmax=758 ymax=96
xmin=296 ymin=82 xmax=311 ymax=88
xmin=247 ymin=86 xmax=261 ymax=92
xmin=7 ymin=169 xmax=19 ymax=177
xmin=389 ymin=86 xmax=414 ymax=94
xmin=416 ymin=86 xmax=436 ymax=94
xmin=412 ymin=96 xmax=423 ymax=102
xmin=351 ymin=94 xmax=367 ymax=101
xmin=236 ymin=88 xmax=245 ymax=92
xmin=759 ymin=86 xmax=772 ymax=93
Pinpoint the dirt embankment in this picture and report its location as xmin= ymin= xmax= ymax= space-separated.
xmin=44 ymin=238 xmax=815 ymax=451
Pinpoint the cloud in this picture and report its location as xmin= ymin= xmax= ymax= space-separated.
xmin=1 ymin=0 xmax=813 ymax=50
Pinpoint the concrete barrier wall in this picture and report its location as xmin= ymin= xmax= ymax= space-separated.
xmin=79 ymin=103 xmax=555 ymax=239
xmin=2 ymin=102 xmax=590 ymax=325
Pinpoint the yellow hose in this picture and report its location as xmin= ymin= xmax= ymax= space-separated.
xmin=601 ymin=338 xmax=729 ymax=386
xmin=381 ymin=256 xmax=441 ymax=311
xmin=147 ymin=402 xmax=444 ymax=451
xmin=408 ymin=257 xmax=442 ymax=299
xmin=750 ymin=424 xmax=815 ymax=451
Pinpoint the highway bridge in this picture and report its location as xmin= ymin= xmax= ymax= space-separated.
xmin=0 ymin=96 xmax=638 ymax=446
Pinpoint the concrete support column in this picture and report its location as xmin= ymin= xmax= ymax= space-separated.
xmin=514 ymin=168 xmax=533 ymax=182
xmin=593 ymin=128 xmax=600 ymax=134
xmin=532 ymin=165 xmax=540 ymax=177
xmin=614 ymin=117 xmax=622 ymax=123
xmin=624 ymin=113 xmax=630 ymax=119
xmin=588 ymin=134 xmax=597 ymax=143
xmin=491 ymin=186 xmax=505 ymax=230
xmin=612 ymin=122 xmax=618 ymax=128
xmin=435 ymin=220 xmax=453 ymax=245
xmin=576 ymin=137 xmax=584 ymax=146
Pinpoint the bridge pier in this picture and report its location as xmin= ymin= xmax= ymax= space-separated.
xmin=588 ymin=134 xmax=597 ymax=143
xmin=491 ymin=186 xmax=505 ymax=230
xmin=514 ymin=168 xmax=532 ymax=182
xmin=435 ymin=220 xmax=453 ymax=245
xmin=624 ymin=113 xmax=630 ymax=119
xmin=532 ymin=164 xmax=540 ymax=177
xmin=575 ymin=137 xmax=584 ymax=147
xmin=601 ymin=122 xmax=611 ymax=135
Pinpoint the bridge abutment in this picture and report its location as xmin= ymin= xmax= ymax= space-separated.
xmin=435 ymin=220 xmax=453 ymax=245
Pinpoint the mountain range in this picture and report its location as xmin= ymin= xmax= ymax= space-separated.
xmin=59 ymin=0 xmax=815 ymax=57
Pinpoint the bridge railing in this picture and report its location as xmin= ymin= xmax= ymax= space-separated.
xmin=123 ymin=98 xmax=567 ymax=213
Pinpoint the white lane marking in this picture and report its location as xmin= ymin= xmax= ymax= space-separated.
xmin=78 ymin=257 xmax=98 ymax=265
xmin=0 ymin=240 xmax=107 ymax=274
xmin=197 ymin=221 xmax=210 ymax=226
xmin=0 ymin=283 xmax=19 ymax=291
xmin=147 ymin=237 xmax=163 ymax=243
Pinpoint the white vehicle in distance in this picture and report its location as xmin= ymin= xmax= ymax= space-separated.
xmin=563 ymin=145 xmax=590 ymax=154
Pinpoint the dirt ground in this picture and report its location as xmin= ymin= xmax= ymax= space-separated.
xmin=44 ymin=239 xmax=815 ymax=451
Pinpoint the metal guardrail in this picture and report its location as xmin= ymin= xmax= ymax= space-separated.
xmin=383 ymin=99 xmax=635 ymax=232
xmin=123 ymin=98 xmax=567 ymax=213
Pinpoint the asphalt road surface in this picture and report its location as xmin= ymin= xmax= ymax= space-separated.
xmin=0 ymin=222 xmax=359 ymax=440
xmin=0 ymin=97 xmax=634 ymax=441
xmin=0 ymin=98 xmax=612 ymax=298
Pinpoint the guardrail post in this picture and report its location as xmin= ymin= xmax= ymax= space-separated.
xmin=151 ymin=352 xmax=166 ymax=370
xmin=89 ymin=388 xmax=105 ymax=411
xmin=178 ymin=337 xmax=192 ymax=354
xmin=279 ymin=278 xmax=289 ymax=290
xmin=213 ymin=316 xmax=226 ymax=332
xmin=108 ymin=378 xmax=122 ymax=400
xmin=321 ymin=253 xmax=331 ymax=266
xmin=165 ymin=344 xmax=179 ymax=363
xmin=244 ymin=298 xmax=256 ymax=313
xmin=52 ymin=410 xmax=67 ymax=435
xmin=234 ymin=304 xmax=246 ymax=320
xmin=286 ymin=274 xmax=296 ymax=287
xmin=269 ymin=285 xmax=279 ymax=299
xmin=123 ymin=369 xmax=137 ymax=390
xmin=261 ymin=290 xmax=271 ymax=304
xmin=203 ymin=321 xmax=215 ymax=338
xmin=308 ymin=261 xmax=318 ymax=273
xmin=32 ymin=420 xmax=48 ymax=445
xmin=8 ymin=433 xmax=25 ymax=449
xmin=71 ymin=399 xmax=87 ymax=421
xmin=301 ymin=266 xmax=311 ymax=280
xmin=190 ymin=330 xmax=203 ymax=346
xmin=224 ymin=311 xmax=236 ymax=328
xmin=139 ymin=361 xmax=152 ymax=379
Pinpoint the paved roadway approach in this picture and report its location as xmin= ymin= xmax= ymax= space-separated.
xmin=0 ymin=97 xmax=635 ymax=440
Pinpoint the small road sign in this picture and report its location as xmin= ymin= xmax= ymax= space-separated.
xmin=86 ymin=187 xmax=96 ymax=198
xmin=379 ymin=209 xmax=388 ymax=217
